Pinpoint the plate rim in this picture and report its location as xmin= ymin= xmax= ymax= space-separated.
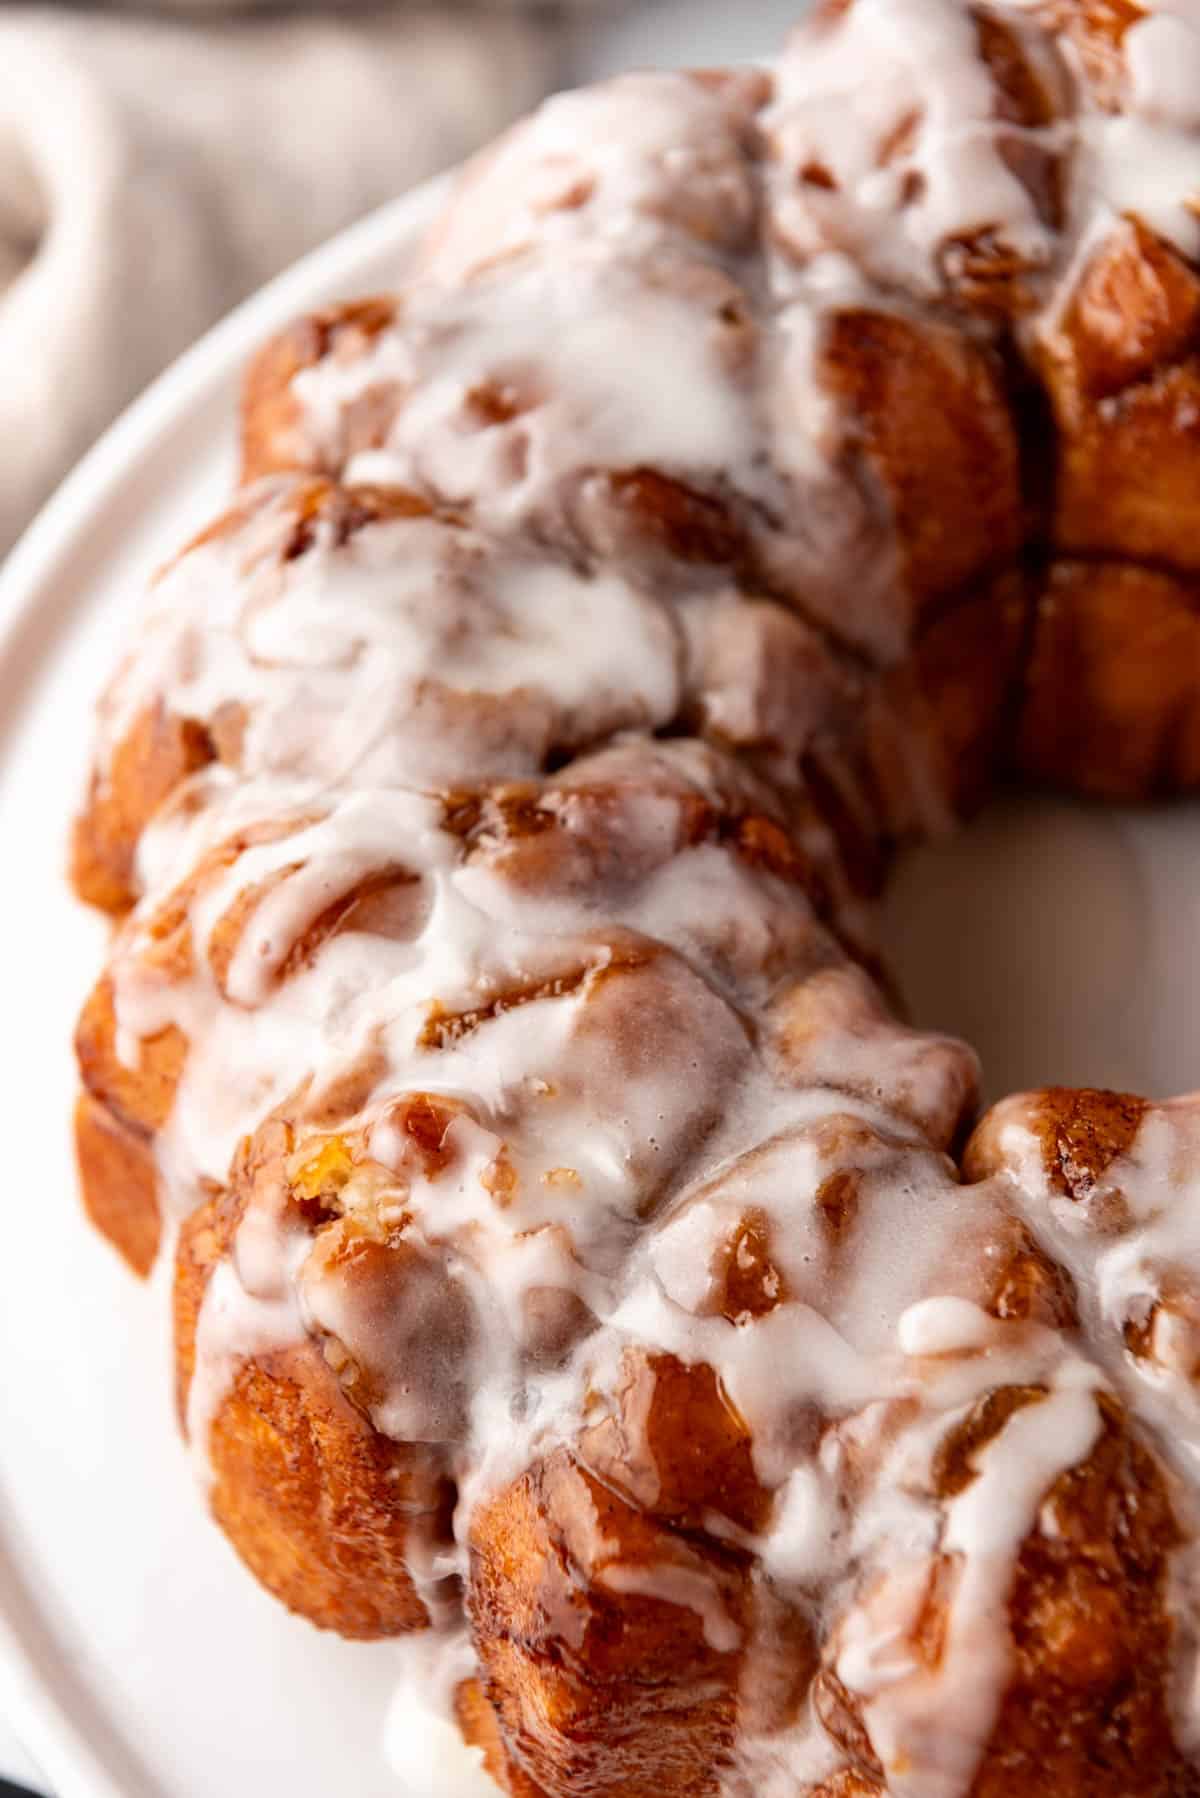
xmin=0 ymin=169 xmax=452 ymax=1798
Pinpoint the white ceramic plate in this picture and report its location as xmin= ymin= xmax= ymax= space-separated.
xmin=3 ymin=114 xmax=1200 ymax=1798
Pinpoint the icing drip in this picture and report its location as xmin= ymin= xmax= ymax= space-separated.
xmin=766 ymin=0 xmax=1057 ymax=296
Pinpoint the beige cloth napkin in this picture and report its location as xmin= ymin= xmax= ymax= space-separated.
xmin=0 ymin=6 xmax=559 ymax=554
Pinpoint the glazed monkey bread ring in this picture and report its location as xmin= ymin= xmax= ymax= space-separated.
xmin=69 ymin=2 xmax=1200 ymax=1793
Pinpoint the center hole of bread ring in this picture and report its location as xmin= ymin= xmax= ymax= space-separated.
xmin=880 ymin=791 xmax=1195 ymax=1102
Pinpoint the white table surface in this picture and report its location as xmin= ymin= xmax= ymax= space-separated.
xmin=0 ymin=4 xmax=803 ymax=1790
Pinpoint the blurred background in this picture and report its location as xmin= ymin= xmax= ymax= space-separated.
xmin=0 ymin=0 xmax=804 ymax=563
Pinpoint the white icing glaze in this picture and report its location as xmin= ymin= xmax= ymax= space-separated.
xmin=838 ymin=1367 xmax=1103 ymax=1798
xmin=1127 ymin=13 xmax=1200 ymax=127
xmin=384 ymin=1629 xmax=502 ymax=1798
xmin=300 ymin=249 xmax=762 ymax=533
xmin=767 ymin=0 xmax=1055 ymax=295
xmin=600 ymin=1560 xmax=744 ymax=1655
xmin=988 ymin=1099 xmax=1200 ymax=1469
xmin=419 ymin=70 xmax=766 ymax=284
xmin=107 ymin=490 xmax=685 ymax=807
xmin=184 ymin=1203 xmax=310 ymax=1490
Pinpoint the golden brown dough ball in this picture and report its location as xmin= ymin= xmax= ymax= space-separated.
xmin=468 ymin=1448 xmax=750 ymax=1798
xmin=240 ymin=298 xmax=400 ymax=484
xmin=174 ymin=1128 xmax=457 ymax=1639
xmin=817 ymin=1398 xmax=1192 ymax=1798
xmin=1014 ymin=562 xmax=1200 ymax=799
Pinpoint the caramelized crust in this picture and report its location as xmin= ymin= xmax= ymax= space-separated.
xmin=1015 ymin=562 xmax=1200 ymax=798
xmin=73 ymin=1091 xmax=160 ymax=1277
xmin=818 ymin=1400 xmax=1196 ymax=1798
xmin=455 ymin=1680 xmax=549 ymax=1797
xmin=1041 ymin=218 xmax=1200 ymax=405
xmin=75 ymin=973 xmax=186 ymax=1138
xmin=879 ymin=574 xmax=1031 ymax=823
xmin=578 ymin=1349 xmax=772 ymax=1535
xmin=820 ymin=310 xmax=1022 ymax=621
xmin=963 ymin=1086 xmax=1147 ymax=1197
xmin=1027 ymin=0 xmax=1148 ymax=110
xmin=1053 ymin=360 xmax=1200 ymax=571
xmin=983 ymin=1220 xmax=1079 ymax=1329
xmin=71 ymin=702 xmax=214 ymax=915
xmin=469 ymin=1451 xmax=748 ymax=1798
xmin=206 ymin=1349 xmax=440 ymax=1639
xmin=978 ymin=1403 xmax=1194 ymax=1797
xmin=240 ymin=298 xmax=400 ymax=484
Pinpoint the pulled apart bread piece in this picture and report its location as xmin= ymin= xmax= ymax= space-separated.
xmin=71 ymin=3 xmax=1200 ymax=1793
